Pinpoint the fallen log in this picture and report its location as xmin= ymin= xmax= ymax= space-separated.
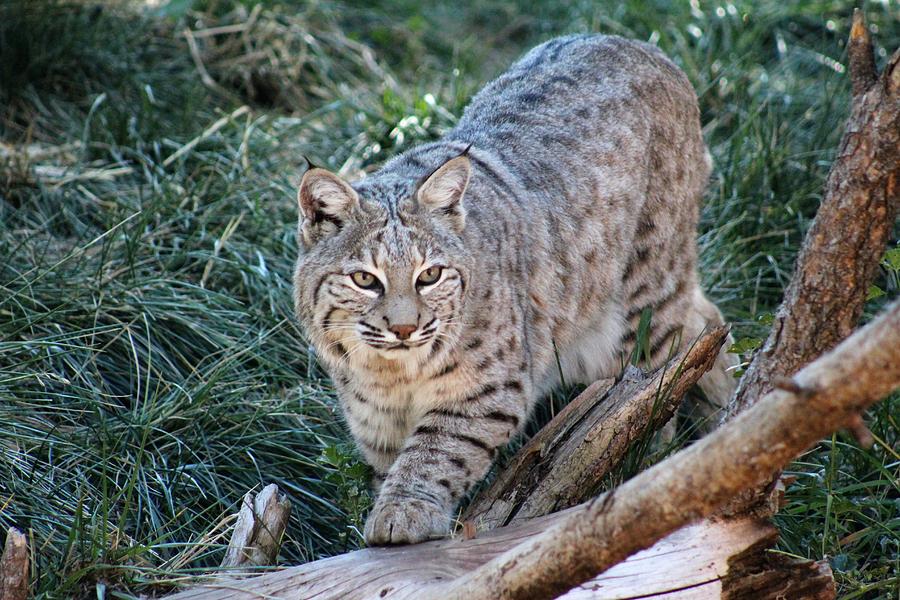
xmin=167 ymin=514 xmax=831 ymax=600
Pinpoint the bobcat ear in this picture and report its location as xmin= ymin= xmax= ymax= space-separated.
xmin=297 ymin=168 xmax=359 ymax=247
xmin=416 ymin=154 xmax=471 ymax=232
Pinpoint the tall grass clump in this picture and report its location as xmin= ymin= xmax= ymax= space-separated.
xmin=1 ymin=0 xmax=897 ymax=598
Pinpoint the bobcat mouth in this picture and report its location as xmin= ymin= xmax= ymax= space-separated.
xmin=386 ymin=340 xmax=429 ymax=350
xmin=358 ymin=339 xmax=427 ymax=350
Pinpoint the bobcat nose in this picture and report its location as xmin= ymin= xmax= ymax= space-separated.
xmin=389 ymin=324 xmax=417 ymax=340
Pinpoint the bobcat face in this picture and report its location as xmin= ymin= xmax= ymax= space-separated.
xmin=293 ymin=156 xmax=473 ymax=372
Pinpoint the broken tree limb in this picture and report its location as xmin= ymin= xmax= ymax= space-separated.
xmin=220 ymin=484 xmax=291 ymax=569
xmin=167 ymin=299 xmax=899 ymax=600
xmin=464 ymin=326 xmax=728 ymax=530
xmin=434 ymin=299 xmax=900 ymax=600
xmin=728 ymin=13 xmax=900 ymax=416
xmin=0 ymin=528 xmax=28 ymax=600
xmin=722 ymin=548 xmax=835 ymax=600
xmin=848 ymin=9 xmax=877 ymax=98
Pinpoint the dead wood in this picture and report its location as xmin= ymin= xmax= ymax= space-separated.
xmin=464 ymin=326 xmax=728 ymax=530
xmin=168 ymin=513 xmax=812 ymax=600
xmin=220 ymin=484 xmax=291 ymax=569
xmin=728 ymin=10 xmax=900 ymax=417
xmin=723 ymin=550 xmax=835 ymax=600
xmin=0 ymin=528 xmax=28 ymax=600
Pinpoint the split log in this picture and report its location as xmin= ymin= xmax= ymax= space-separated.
xmin=220 ymin=484 xmax=291 ymax=569
xmin=0 ymin=528 xmax=28 ymax=600
xmin=728 ymin=10 xmax=900 ymax=417
xmin=464 ymin=326 xmax=728 ymax=530
xmin=167 ymin=299 xmax=900 ymax=599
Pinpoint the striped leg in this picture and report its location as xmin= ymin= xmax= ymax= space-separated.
xmin=363 ymin=380 xmax=527 ymax=545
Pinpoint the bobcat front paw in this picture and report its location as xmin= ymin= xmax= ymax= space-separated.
xmin=364 ymin=497 xmax=449 ymax=545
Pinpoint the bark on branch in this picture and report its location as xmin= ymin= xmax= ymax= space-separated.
xmin=464 ymin=327 xmax=728 ymax=530
xmin=849 ymin=9 xmax=877 ymax=97
xmin=728 ymin=13 xmax=900 ymax=416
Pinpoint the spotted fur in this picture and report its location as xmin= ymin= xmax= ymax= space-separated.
xmin=292 ymin=34 xmax=737 ymax=545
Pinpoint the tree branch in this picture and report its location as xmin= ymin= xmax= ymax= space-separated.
xmin=728 ymin=14 xmax=900 ymax=416
xmin=464 ymin=327 xmax=728 ymax=530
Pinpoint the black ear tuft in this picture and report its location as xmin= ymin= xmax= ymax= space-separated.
xmin=302 ymin=155 xmax=324 ymax=172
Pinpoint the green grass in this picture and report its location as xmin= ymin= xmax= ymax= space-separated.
xmin=0 ymin=0 xmax=898 ymax=598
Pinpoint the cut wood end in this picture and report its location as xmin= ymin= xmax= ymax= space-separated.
xmin=1 ymin=527 xmax=26 ymax=551
xmin=221 ymin=484 xmax=292 ymax=569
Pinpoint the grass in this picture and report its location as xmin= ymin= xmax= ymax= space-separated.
xmin=0 ymin=0 xmax=897 ymax=597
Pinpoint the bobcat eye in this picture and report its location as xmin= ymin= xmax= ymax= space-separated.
xmin=350 ymin=271 xmax=381 ymax=290
xmin=416 ymin=266 xmax=443 ymax=287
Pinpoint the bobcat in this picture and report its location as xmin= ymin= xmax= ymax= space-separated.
xmin=292 ymin=34 xmax=736 ymax=545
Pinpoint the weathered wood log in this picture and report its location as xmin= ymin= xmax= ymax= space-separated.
xmin=168 ymin=513 xmax=828 ymax=600
xmin=464 ymin=326 xmax=728 ymax=530
xmin=0 ymin=528 xmax=28 ymax=600
xmin=168 ymin=299 xmax=899 ymax=600
xmin=220 ymin=484 xmax=291 ymax=569
xmin=728 ymin=10 xmax=900 ymax=417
